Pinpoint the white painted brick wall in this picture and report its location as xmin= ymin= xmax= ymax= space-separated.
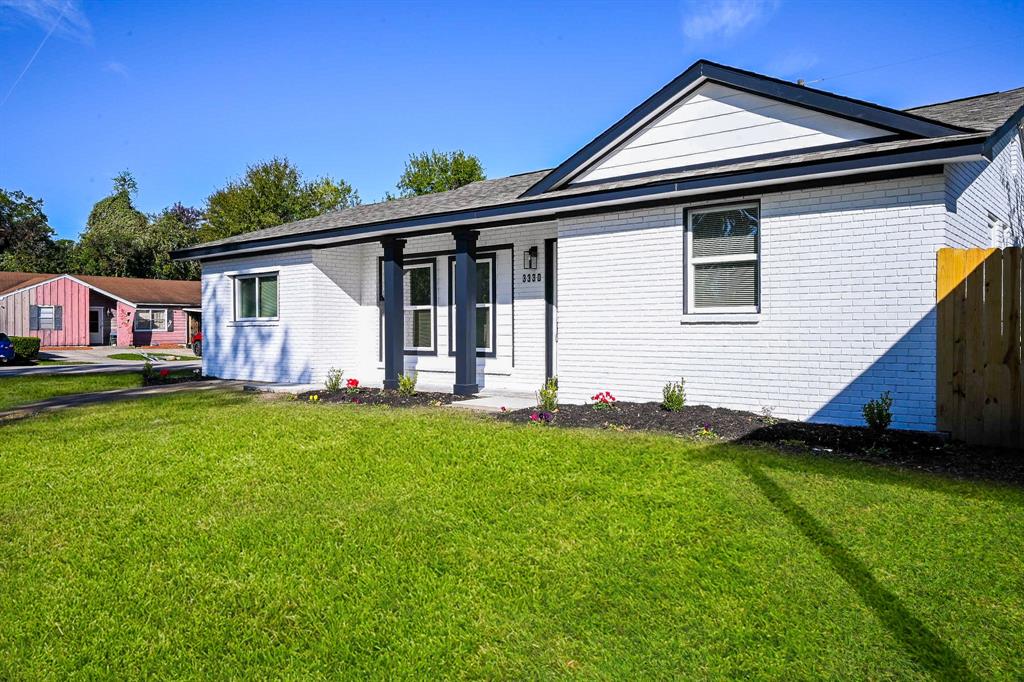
xmin=202 ymin=248 xmax=366 ymax=384
xmin=555 ymin=174 xmax=948 ymax=430
xmin=945 ymin=127 xmax=1023 ymax=247
xmin=201 ymin=141 xmax=1022 ymax=430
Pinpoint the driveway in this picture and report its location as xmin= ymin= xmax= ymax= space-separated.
xmin=1 ymin=347 xmax=202 ymax=376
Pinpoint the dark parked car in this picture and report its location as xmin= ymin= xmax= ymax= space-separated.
xmin=0 ymin=333 xmax=14 ymax=364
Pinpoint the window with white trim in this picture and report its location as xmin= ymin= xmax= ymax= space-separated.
xmin=134 ymin=308 xmax=169 ymax=332
xmin=235 ymin=273 xmax=279 ymax=320
xmin=687 ymin=203 xmax=760 ymax=313
xmin=404 ymin=263 xmax=434 ymax=351
xmin=30 ymin=305 xmax=61 ymax=330
xmin=449 ymin=256 xmax=495 ymax=352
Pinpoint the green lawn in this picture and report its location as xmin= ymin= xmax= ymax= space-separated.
xmin=0 ymin=392 xmax=1021 ymax=678
xmin=0 ymin=372 xmax=142 ymax=411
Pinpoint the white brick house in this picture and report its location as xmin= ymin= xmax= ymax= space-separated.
xmin=175 ymin=61 xmax=1024 ymax=431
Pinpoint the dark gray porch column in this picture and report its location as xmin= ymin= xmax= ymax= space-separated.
xmin=382 ymin=237 xmax=406 ymax=390
xmin=453 ymin=230 xmax=479 ymax=396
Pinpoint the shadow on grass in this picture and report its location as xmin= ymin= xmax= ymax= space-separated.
xmin=739 ymin=459 xmax=979 ymax=681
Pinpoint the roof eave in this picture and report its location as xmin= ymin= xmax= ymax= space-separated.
xmin=174 ymin=139 xmax=985 ymax=263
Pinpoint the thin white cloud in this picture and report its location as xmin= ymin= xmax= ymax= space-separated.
xmin=767 ymin=51 xmax=819 ymax=78
xmin=0 ymin=0 xmax=92 ymax=44
xmin=682 ymin=0 xmax=778 ymax=41
xmin=104 ymin=61 xmax=128 ymax=78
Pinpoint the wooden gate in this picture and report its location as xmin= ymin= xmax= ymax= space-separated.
xmin=937 ymin=248 xmax=1023 ymax=448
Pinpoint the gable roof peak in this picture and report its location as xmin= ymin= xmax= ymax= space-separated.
xmin=522 ymin=59 xmax=970 ymax=197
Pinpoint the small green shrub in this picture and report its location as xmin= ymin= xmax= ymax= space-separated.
xmin=536 ymin=376 xmax=558 ymax=412
xmin=141 ymin=361 xmax=156 ymax=382
xmin=662 ymin=378 xmax=686 ymax=412
xmin=397 ymin=372 xmax=418 ymax=397
xmin=863 ymin=391 xmax=894 ymax=433
xmin=10 ymin=336 xmax=40 ymax=362
xmin=324 ymin=367 xmax=344 ymax=393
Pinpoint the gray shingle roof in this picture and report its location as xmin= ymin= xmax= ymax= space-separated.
xmin=181 ymin=83 xmax=1023 ymax=257
xmin=905 ymin=86 xmax=1024 ymax=132
xmin=195 ymin=170 xmax=551 ymax=250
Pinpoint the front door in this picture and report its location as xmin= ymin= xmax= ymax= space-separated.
xmin=89 ymin=307 xmax=104 ymax=345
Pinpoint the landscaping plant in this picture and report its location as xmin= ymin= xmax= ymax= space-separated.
xmin=345 ymin=378 xmax=360 ymax=395
xmin=863 ymin=391 xmax=894 ymax=433
xmin=529 ymin=410 xmax=554 ymax=425
xmin=661 ymin=378 xmax=686 ymax=411
xmin=10 ymin=336 xmax=40 ymax=363
xmin=591 ymin=391 xmax=616 ymax=410
xmin=536 ymin=376 xmax=558 ymax=412
xmin=397 ymin=372 xmax=418 ymax=397
xmin=324 ymin=367 xmax=344 ymax=393
xmin=692 ymin=422 xmax=719 ymax=441
xmin=141 ymin=361 xmax=156 ymax=382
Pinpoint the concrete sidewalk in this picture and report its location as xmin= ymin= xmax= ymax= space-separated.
xmin=0 ymin=379 xmax=243 ymax=422
xmin=1 ymin=346 xmax=200 ymax=377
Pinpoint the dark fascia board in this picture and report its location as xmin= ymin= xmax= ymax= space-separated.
xmin=173 ymin=137 xmax=984 ymax=262
xmin=982 ymin=101 xmax=1024 ymax=159
xmin=521 ymin=60 xmax=970 ymax=197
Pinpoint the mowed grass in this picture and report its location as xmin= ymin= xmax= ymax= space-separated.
xmin=0 ymin=372 xmax=142 ymax=411
xmin=0 ymin=392 xmax=1022 ymax=679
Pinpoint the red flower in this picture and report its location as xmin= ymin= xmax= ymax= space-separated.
xmin=159 ymin=368 xmax=170 ymax=377
xmin=346 ymin=378 xmax=359 ymax=388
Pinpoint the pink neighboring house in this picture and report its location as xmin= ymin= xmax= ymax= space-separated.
xmin=0 ymin=272 xmax=201 ymax=348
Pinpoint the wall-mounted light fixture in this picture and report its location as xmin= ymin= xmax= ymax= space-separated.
xmin=524 ymin=245 xmax=538 ymax=270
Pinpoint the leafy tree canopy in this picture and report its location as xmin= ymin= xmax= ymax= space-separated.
xmin=396 ymin=150 xmax=485 ymax=197
xmin=0 ymin=188 xmax=65 ymax=273
xmin=76 ymin=171 xmax=151 ymax=278
xmin=203 ymin=158 xmax=359 ymax=242
xmin=146 ymin=203 xmax=203 ymax=280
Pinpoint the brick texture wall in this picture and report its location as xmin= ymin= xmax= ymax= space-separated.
xmin=556 ymin=174 xmax=948 ymax=429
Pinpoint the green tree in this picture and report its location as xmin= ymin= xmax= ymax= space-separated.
xmin=0 ymin=188 xmax=58 ymax=272
xmin=203 ymin=158 xmax=359 ymax=241
xmin=146 ymin=203 xmax=203 ymax=280
xmin=76 ymin=171 xmax=151 ymax=277
xmin=395 ymin=150 xmax=485 ymax=197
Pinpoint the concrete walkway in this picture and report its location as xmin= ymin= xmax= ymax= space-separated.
xmin=448 ymin=393 xmax=537 ymax=413
xmin=0 ymin=379 xmax=244 ymax=422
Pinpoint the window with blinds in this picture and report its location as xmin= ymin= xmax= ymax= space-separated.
xmin=134 ymin=308 xmax=169 ymax=331
xmin=235 ymin=273 xmax=279 ymax=320
xmin=449 ymin=256 xmax=495 ymax=353
xmin=403 ymin=263 xmax=434 ymax=352
xmin=687 ymin=203 xmax=759 ymax=313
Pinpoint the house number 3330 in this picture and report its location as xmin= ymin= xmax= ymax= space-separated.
xmin=522 ymin=273 xmax=542 ymax=283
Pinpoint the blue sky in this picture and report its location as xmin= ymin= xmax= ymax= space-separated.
xmin=1 ymin=0 xmax=1022 ymax=240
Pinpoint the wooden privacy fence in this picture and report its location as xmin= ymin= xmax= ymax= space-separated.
xmin=937 ymin=248 xmax=1023 ymax=449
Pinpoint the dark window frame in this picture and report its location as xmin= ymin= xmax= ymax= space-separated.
xmin=377 ymin=257 xmax=437 ymax=357
xmin=446 ymin=252 xmax=498 ymax=358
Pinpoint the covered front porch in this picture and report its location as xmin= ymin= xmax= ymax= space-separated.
xmin=373 ymin=223 xmax=555 ymax=396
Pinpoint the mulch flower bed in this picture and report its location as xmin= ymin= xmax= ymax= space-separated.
xmin=299 ymin=387 xmax=460 ymax=408
xmin=496 ymin=402 xmax=1024 ymax=486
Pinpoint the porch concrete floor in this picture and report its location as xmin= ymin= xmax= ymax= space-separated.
xmin=448 ymin=394 xmax=536 ymax=413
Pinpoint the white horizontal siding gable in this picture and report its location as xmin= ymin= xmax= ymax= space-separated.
xmin=573 ymin=82 xmax=891 ymax=183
